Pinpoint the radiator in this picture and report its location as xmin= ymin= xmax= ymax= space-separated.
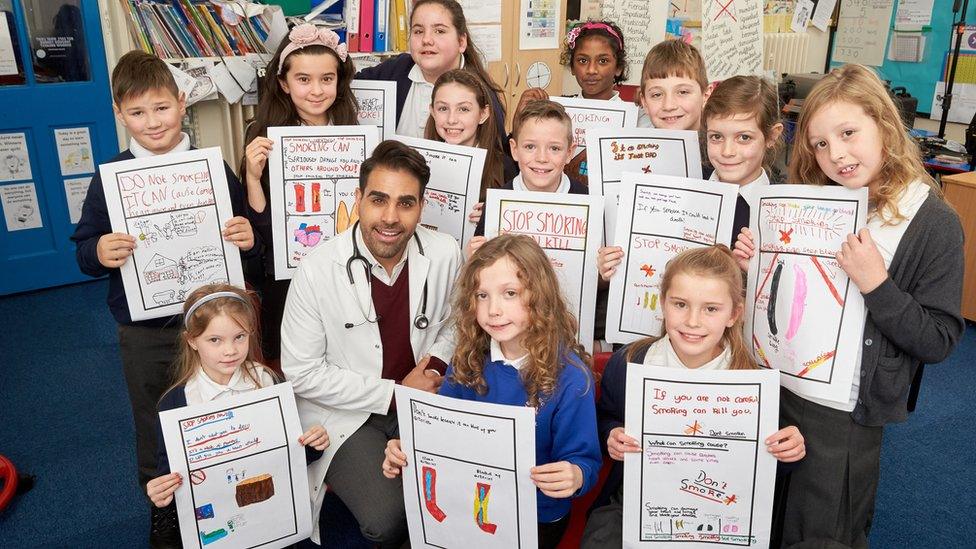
xmin=764 ymin=33 xmax=812 ymax=76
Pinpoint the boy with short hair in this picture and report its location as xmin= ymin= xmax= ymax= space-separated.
xmin=71 ymin=50 xmax=257 ymax=544
xmin=636 ymin=39 xmax=711 ymax=130
xmin=472 ymin=99 xmax=587 ymax=242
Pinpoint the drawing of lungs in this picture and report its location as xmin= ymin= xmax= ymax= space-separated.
xmin=422 ymin=466 xmax=447 ymax=522
xmin=473 ymin=482 xmax=497 ymax=534
xmin=336 ymin=200 xmax=360 ymax=233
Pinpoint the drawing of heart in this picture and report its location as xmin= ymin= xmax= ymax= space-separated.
xmin=294 ymin=223 xmax=322 ymax=247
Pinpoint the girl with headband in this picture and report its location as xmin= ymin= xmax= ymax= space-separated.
xmin=240 ymin=23 xmax=359 ymax=364
xmin=145 ymin=283 xmax=330 ymax=545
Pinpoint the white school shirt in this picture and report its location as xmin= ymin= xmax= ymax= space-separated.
xmin=511 ymin=173 xmax=571 ymax=194
xmin=396 ymin=64 xmax=434 ymax=138
xmin=709 ymin=169 xmax=770 ymax=209
xmin=129 ymin=132 xmax=191 ymax=158
xmin=642 ymin=335 xmax=733 ymax=371
xmin=489 ymin=338 xmax=528 ymax=370
xmin=183 ymin=363 xmax=277 ymax=405
xmin=565 ymin=91 xmax=622 ymax=101
xmin=807 ymin=178 xmax=931 ymax=412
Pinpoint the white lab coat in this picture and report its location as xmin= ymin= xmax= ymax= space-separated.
xmin=280 ymin=224 xmax=462 ymax=542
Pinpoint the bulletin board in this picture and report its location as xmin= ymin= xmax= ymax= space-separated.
xmin=829 ymin=0 xmax=957 ymax=114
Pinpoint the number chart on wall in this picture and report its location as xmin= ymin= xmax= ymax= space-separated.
xmin=268 ymin=126 xmax=379 ymax=280
xmin=745 ymin=185 xmax=868 ymax=403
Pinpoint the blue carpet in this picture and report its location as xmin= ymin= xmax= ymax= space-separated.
xmin=0 ymin=279 xmax=972 ymax=547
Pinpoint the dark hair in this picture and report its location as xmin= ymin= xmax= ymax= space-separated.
xmin=424 ymin=70 xmax=505 ymax=200
xmin=359 ymin=140 xmax=431 ymax=194
xmin=111 ymin=50 xmax=180 ymax=105
xmin=511 ymin=99 xmax=573 ymax=144
xmin=240 ymin=37 xmax=358 ymax=189
xmin=411 ymin=0 xmax=503 ymax=99
xmin=560 ymin=20 xmax=628 ymax=85
xmin=702 ymin=76 xmax=784 ymax=172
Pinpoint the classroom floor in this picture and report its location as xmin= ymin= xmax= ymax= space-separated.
xmin=0 ymin=279 xmax=973 ymax=547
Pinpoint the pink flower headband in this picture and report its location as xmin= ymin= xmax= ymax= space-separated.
xmin=565 ymin=22 xmax=623 ymax=51
xmin=278 ymin=23 xmax=348 ymax=74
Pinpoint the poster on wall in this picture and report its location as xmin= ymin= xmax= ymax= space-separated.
xmin=601 ymin=0 xmax=669 ymax=85
xmin=0 ymin=181 xmax=42 ymax=231
xmin=100 ymin=147 xmax=244 ymax=321
xmin=53 ymin=127 xmax=95 ymax=176
xmin=352 ymin=80 xmax=396 ymax=140
xmin=483 ymin=189 xmax=604 ymax=353
xmin=702 ymin=0 xmax=764 ymax=81
xmin=0 ymin=132 xmax=32 ymax=182
xmin=833 ymin=0 xmax=896 ymax=66
xmin=606 ymin=174 xmax=739 ymax=344
xmin=159 ymin=383 xmax=313 ymax=549
xmin=267 ymin=125 xmax=379 ymax=280
xmin=395 ymin=386 xmax=538 ymax=549
xmin=586 ymin=128 xmax=702 ymax=242
xmin=745 ymin=185 xmax=868 ymax=403
xmin=392 ymin=135 xmax=485 ymax=249
xmin=622 ymin=365 xmax=780 ymax=548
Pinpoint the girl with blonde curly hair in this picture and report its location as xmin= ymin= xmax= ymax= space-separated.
xmin=381 ymin=234 xmax=601 ymax=548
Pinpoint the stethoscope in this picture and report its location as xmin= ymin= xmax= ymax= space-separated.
xmin=345 ymin=221 xmax=430 ymax=330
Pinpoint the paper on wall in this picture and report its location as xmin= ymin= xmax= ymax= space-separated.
xmin=395 ymin=386 xmax=538 ymax=548
xmin=0 ymin=15 xmax=17 ymax=76
xmin=63 ymin=176 xmax=91 ymax=224
xmin=519 ymin=0 xmax=560 ymax=50
xmin=605 ymin=174 xmax=739 ymax=344
xmin=895 ymin=0 xmax=935 ymax=30
xmin=622 ymin=366 xmax=780 ymax=548
xmin=811 ymin=0 xmax=837 ymax=32
xmin=267 ymin=125 xmax=380 ymax=279
xmin=833 ymin=0 xmax=895 ymax=66
xmin=457 ymin=0 xmax=501 ymax=23
xmin=483 ymin=190 xmax=604 ymax=353
xmin=54 ymin=127 xmax=95 ymax=177
xmin=930 ymin=81 xmax=976 ymax=124
xmin=602 ymin=1 xmax=668 ymax=86
xmin=745 ymin=185 xmax=868 ymax=403
xmin=469 ymin=25 xmax=503 ymax=64
xmin=0 ymin=132 xmax=32 ymax=182
xmin=791 ymin=0 xmax=815 ymax=34
xmin=160 ymin=383 xmax=312 ymax=549
xmin=702 ymin=0 xmax=765 ymax=81
xmin=1 ymin=182 xmax=42 ymax=231
xmin=99 ymin=147 xmax=245 ymax=320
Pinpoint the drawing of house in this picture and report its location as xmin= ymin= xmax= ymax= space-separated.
xmin=143 ymin=254 xmax=179 ymax=284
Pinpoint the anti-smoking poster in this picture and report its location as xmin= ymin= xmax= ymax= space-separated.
xmin=267 ymin=125 xmax=379 ymax=280
xmin=483 ymin=189 xmax=604 ymax=353
xmin=393 ymin=135 xmax=485 ymax=249
xmin=352 ymin=80 xmax=396 ymax=140
xmin=395 ymin=386 xmax=538 ymax=549
xmin=586 ymin=128 xmax=702 ymax=241
xmin=606 ymin=174 xmax=739 ymax=344
xmin=99 ymin=147 xmax=244 ymax=321
xmin=159 ymin=383 xmax=313 ymax=549
xmin=622 ymin=366 xmax=779 ymax=548
xmin=549 ymin=96 xmax=639 ymax=154
xmin=745 ymin=185 xmax=868 ymax=403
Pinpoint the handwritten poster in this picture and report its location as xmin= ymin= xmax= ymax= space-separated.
xmin=702 ymin=0 xmax=764 ymax=81
xmin=550 ymin=96 xmax=639 ymax=153
xmin=54 ymin=127 xmax=95 ymax=177
xmin=267 ymin=125 xmax=379 ymax=280
xmin=395 ymin=386 xmax=538 ymax=548
xmin=483 ymin=190 xmax=603 ymax=353
xmin=622 ymin=366 xmax=779 ymax=548
xmin=606 ymin=174 xmax=739 ymax=344
xmin=0 ymin=132 xmax=32 ymax=182
xmin=352 ymin=80 xmax=396 ymax=140
xmin=100 ymin=147 xmax=244 ymax=321
xmin=745 ymin=185 xmax=868 ymax=403
xmin=602 ymin=1 xmax=669 ymax=86
xmin=0 ymin=182 xmax=42 ymax=231
xmin=586 ymin=128 xmax=702 ymax=241
xmin=159 ymin=383 xmax=313 ymax=549
xmin=833 ymin=0 xmax=895 ymax=66
xmin=392 ymin=135 xmax=485 ymax=248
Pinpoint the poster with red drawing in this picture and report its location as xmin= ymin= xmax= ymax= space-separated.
xmin=622 ymin=366 xmax=779 ymax=548
xmin=606 ymin=174 xmax=739 ymax=344
xmin=744 ymin=185 xmax=868 ymax=403
xmin=395 ymin=386 xmax=538 ymax=549
xmin=268 ymin=125 xmax=379 ymax=280
xmin=159 ymin=383 xmax=312 ymax=549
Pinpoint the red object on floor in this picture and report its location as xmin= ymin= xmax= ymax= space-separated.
xmin=0 ymin=455 xmax=19 ymax=512
xmin=557 ymin=352 xmax=613 ymax=548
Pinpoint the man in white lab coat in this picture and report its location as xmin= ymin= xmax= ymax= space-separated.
xmin=281 ymin=140 xmax=462 ymax=546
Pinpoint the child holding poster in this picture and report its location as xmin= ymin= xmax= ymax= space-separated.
xmin=70 ymin=50 xmax=256 ymax=543
xmin=381 ymin=234 xmax=602 ymax=549
xmin=734 ymin=64 xmax=964 ymax=548
xmin=240 ymin=23 xmax=358 ymax=362
xmin=581 ymin=246 xmax=806 ymax=547
xmin=424 ymin=69 xmax=517 ymax=225
xmin=146 ymin=283 xmax=330 ymax=545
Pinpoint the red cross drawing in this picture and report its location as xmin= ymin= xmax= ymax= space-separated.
xmin=714 ymin=0 xmax=737 ymax=21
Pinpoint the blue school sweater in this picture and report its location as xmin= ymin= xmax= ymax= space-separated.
xmin=439 ymin=352 xmax=602 ymax=523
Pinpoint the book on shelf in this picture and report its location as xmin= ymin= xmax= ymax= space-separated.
xmin=119 ymin=0 xmax=273 ymax=59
